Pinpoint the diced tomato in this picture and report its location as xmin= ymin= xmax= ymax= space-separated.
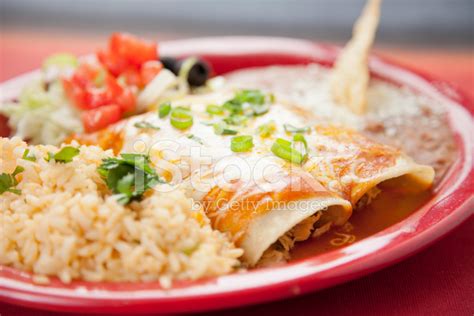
xmin=97 ymin=49 xmax=129 ymax=77
xmin=115 ymin=88 xmax=136 ymax=114
xmin=109 ymin=33 xmax=157 ymax=66
xmin=63 ymin=61 xmax=137 ymax=113
xmin=62 ymin=77 xmax=88 ymax=109
xmin=81 ymin=104 xmax=122 ymax=133
xmin=140 ymin=61 xmax=163 ymax=86
xmin=83 ymin=87 xmax=112 ymax=109
xmin=120 ymin=67 xmax=142 ymax=87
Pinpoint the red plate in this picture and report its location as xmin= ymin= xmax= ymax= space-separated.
xmin=0 ymin=37 xmax=473 ymax=314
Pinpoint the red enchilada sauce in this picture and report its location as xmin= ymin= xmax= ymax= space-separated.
xmin=290 ymin=187 xmax=433 ymax=260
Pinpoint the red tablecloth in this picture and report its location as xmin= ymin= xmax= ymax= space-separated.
xmin=1 ymin=31 xmax=473 ymax=316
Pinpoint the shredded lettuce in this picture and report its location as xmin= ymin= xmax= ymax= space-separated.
xmin=0 ymin=79 xmax=83 ymax=145
xmin=42 ymin=53 xmax=78 ymax=71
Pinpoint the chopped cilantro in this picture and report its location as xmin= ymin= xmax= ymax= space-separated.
xmin=46 ymin=146 xmax=80 ymax=163
xmin=0 ymin=166 xmax=24 ymax=195
xmin=22 ymin=149 xmax=37 ymax=162
xmin=97 ymin=153 xmax=164 ymax=205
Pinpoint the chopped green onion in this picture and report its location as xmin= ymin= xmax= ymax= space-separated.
xmin=231 ymin=135 xmax=254 ymax=152
xmin=42 ymin=53 xmax=78 ymax=71
xmin=170 ymin=107 xmax=193 ymax=130
xmin=271 ymin=138 xmax=305 ymax=164
xmin=200 ymin=121 xmax=215 ymax=126
xmin=213 ymin=122 xmax=238 ymax=135
xmin=45 ymin=152 xmax=54 ymax=162
xmin=158 ymin=102 xmax=172 ymax=118
xmin=257 ymin=121 xmax=277 ymax=138
xmin=269 ymin=93 xmax=276 ymax=103
xmin=223 ymin=100 xmax=243 ymax=115
xmin=284 ymin=124 xmax=311 ymax=134
xmin=224 ymin=114 xmax=248 ymax=126
xmin=206 ymin=104 xmax=224 ymax=115
xmin=187 ymin=134 xmax=204 ymax=144
xmin=134 ymin=121 xmax=161 ymax=130
xmin=22 ymin=149 xmax=36 ymax=162
xmin=293 ymin=133 xmax=309 ymax=160
xmin=0 ymin=166 xmax=24 ymax=195
xmin=47 ymin=146 xmax=80 ymax=163
xmin=233 ymin=89 xmax=265 ymax=105
xmin=251 ymin=103 xmax=269 ymax=116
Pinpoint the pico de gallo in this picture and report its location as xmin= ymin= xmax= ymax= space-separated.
xmin=0 ymin=33 xmax=211 ymax=144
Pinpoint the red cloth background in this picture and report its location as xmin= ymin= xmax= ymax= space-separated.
xmin=0 ymin=31 xmax=473 ymax=316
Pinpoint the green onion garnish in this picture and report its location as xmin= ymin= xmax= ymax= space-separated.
xmin=170 ymin=107 xmax=193 ymax=130
xmin=283 ymin=124 xmax=311 ymax=134
xmin=22 ymin=149 xmax=36 ymax=162
xmin=293 ymin=133 xmax=309 ymax=160
xmin=257 ymin=121 xmax=277 ymax=138
xmin=206 ymin=104 xmax=224 ymax=115
xmin=251 ymin=103 xmax=269 ymax=116
xmin=223 ymin=100 xmax=243 ymax=115
xmin=0 ymin=166 xmax=24 ymax=195
xmin=158 ymin=102 xmax=172 ymax=118
xmin=134 ymin=121 xmax=161 ymax=130
xmin=233 ymin=89 xmax=266 ymax=105
xmin=187 ymin=134 xmax=204 ymax=144
xmin=213 ymin=122 xmax=238 ymax=135
xmin=231 ymin=135 xmax=254 ymax=152
xmin=271 ymin=138 xmax=305 ymax=164
xmin=224 ymin=114 xmax=248 ymax=126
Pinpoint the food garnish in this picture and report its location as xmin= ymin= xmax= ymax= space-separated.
xmin=134 ymin=121 xmax=161 ymax=130
xmin=231 ymin=135 xmax=254 ymax=152
xmin=22 ymin=149 xmax=37 ymax=162
xmin=46 ymin=146 xmax=80 ymax=163
xmin=187 ymin=134 xmax=204 ymax=144
xmin=293 ymin=133 xmax=309 ymax=160
xmin=206 ymin=104 xmax=224 ymax=116
xmin=283 ymin=124 xmax=311 ymax=134
xmin=223 ymin=114 xmax=248 ymax=126
xmin=158 ymin=102 xmax=172 ymax=118
xmin=271 ymin=138 xmax=306 ymax=165
xmin=208 ymin=89 xmax=274 ymax=134
xmin=170 ymin=107 xmax=194 ymax=130
xmin=223 ymin=89 xmax=270 ymax=118
xmin=330 ymin=0 xmax=381 ymax=114
xmin=213 ymin=122 xmax=238 ymax=135
xmin=42 ymin=53 xmax=78 ymax=72
xmin=0 ymin=166 xmax=24 ymax=195
xmin=97 ymin=153 xmax=163 ymax=205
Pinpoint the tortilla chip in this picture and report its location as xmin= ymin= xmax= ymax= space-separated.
xmin=330 ymin=0 xmax=381 ymax=114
